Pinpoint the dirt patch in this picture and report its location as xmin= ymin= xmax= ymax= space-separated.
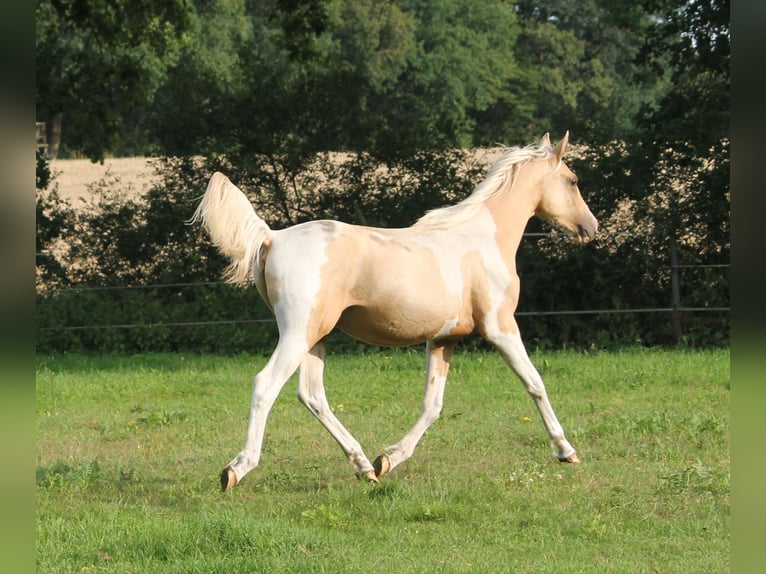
xmin=49 ymin=157 xmax=161 ymax=206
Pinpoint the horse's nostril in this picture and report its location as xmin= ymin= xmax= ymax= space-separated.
xmin=576 ymin=224 xmax=595 ymax=243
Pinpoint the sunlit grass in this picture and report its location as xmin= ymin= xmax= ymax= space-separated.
xmin=37 ymin=348 xmax=729 ymax=573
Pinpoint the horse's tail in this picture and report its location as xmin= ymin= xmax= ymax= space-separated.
xmin=191 ymin=172 xmax=272 ymax=286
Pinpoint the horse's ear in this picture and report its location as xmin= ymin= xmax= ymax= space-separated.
xmin=540 ymin=133 xmax=551 ymax=147
xmin=553 ymin=131 xmax=570 ymax=161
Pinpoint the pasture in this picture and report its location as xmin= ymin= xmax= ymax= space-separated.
xmin=36 ymin=348 xmax=729 ymax=573
xmin=48 ymin=157 xmax=161 ymax=206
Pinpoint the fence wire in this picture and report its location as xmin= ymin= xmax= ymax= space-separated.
xmin=39 ymin=307 xmax=730 ymax=332
xmin=38 ymin=247 xmax=730 ymax=333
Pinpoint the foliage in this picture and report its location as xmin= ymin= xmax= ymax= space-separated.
xmin=372 ymin=0 xmax=523 ymax=155
xmin=36 ymin=282 xmax=277 ymax=354
xmin=147 ymin=0 xmax=256 ymax=158
xmin=632 ymin=0 xmax=730 ymax=261
xmin=36 ymin=151 xmax=74 ymax=287
xmin=149 ymin=0 xmax=526 ymax=162
xmin=36 ymin=145 xmax=728 ymax=354
xmin=306 ymin=148 xmax=486 ymax=227
xmin=559 ymin=0 xmax=731 ymax=349
xmin=35 ymin=0 xmax=193 ymax=159
xmin=512 ymin=0 xmax=661 ymax=141
xmin=35 ymin=149 xmax=486 ymax=353
xmin=36 ymin=0 xmax=670 ymax=159
xmin=35 ymin=0 xmax=730 ymax=352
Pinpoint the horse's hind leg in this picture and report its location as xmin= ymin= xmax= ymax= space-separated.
xmin=221 ymin=335 xmax=309 ymax=492
xmin=490 ymin=325 xmax=579 ymax=463
xmin=296 ymin=342 xmax=377 ymax=481
xmin=373 ymin=340 xmax=455 ymax=478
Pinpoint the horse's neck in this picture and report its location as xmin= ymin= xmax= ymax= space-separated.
xmin=483 ymin=179 xmax=539 ymax=267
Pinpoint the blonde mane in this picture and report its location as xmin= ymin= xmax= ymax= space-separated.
xmin=414 ymin=143 xmax=554 ymax=230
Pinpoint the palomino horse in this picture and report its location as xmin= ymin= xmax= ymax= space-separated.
xmin=193 ymin=132 xmax=598 ymax=492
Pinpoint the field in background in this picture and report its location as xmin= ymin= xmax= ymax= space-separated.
xmin=36 ymin=348 xmax=729 ymax=573
xmin=46 ymin=150 xmax=509 ymax=208
xmin=49 ymin=157 xmax=161 ymax=206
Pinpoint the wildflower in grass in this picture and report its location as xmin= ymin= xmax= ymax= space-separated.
xmin=509 ymin=463 xmax=555 ymax=487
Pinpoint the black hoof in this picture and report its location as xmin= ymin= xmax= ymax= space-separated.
xmin=220 ymin=467 xmax=237 ymax=491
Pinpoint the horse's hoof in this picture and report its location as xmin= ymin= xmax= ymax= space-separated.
xmin=221 ymin=467 xmax=238 ymax=492
xmin=373 ymin=454 xmax=391 ymax=478
xmin=363 ymin=469 xmax=379 ymax=484
xmin=560 ymin=452 xmax=580 ymax=464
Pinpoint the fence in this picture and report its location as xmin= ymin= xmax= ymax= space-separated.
xmin=36 ymin=122 xmax=47 ymax=156
xmin=36 ymin=231 xmax=729 ymax=351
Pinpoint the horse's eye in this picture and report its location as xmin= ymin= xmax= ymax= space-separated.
xmin=570 ymin=178 xmax=578 ymax=186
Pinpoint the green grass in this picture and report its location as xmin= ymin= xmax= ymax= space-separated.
xmin=36 ymin=348 xmax=729 ymax=573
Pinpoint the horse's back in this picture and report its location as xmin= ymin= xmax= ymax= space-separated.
xmin=266 ymin=220 xmax=493 ymax=346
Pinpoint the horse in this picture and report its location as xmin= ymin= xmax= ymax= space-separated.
xmin=192 ymin=132 xmax=598 ymax=492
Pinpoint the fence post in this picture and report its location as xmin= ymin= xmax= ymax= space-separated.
xmin=669 ymin=236 xmax=682 ymax=342
xmin=36 ymin=122 xmax=48 ymax=156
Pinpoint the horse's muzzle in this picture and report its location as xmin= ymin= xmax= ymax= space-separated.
xmin=576 ymin=219 xmax=598 ymax=244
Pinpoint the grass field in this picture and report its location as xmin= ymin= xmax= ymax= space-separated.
xmin=36 ymin=348 xmax=729 ymax=573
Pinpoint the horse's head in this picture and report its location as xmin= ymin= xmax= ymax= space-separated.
xmin=534 ymin=132 xmax=598 ymax=244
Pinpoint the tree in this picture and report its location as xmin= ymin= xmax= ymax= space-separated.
xmin=147 ymin=0 xmax=254 ymax=157
xmin=566 ymin=0 xmax=729 ymax=343
xmin=511 ymin=0 xmax=665 ymax=144
xmin=371 ymin=0 xmax=523 ymax=155
xmin=147 ymin=0 xmax=526 ymax=227
xmin=636 ymin=0 xmax=729 ymax=148
xmin=35 ymin=0 xmax=192 ymax=160
xmin=615 ymin=0 xmax=730 ymax=259
xmin=150 ymin=0 xmax=527 ymax=160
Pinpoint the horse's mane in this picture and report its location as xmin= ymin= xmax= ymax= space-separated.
xmin=413 ymin=143 xmax=554 ymax=230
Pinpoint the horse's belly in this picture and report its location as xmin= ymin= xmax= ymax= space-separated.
xmin=336 ymin=302 xmax=470 ymax=347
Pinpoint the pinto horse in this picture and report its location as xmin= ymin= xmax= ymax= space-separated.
xmin=193 ymin=132 xmax=598 ymax=491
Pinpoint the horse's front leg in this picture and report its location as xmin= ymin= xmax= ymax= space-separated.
xmin=490 ymin=323 xmax=579 ymax=463
xmin=296 ymin=342 xmax=377 ymax=481
xmin=373 ymin=340 xmax=455 ymax=478
xmin=221 ymin=336 xmax=308 ymax=491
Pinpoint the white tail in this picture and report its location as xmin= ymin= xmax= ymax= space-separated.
xmin=191 ymin=172 xmax=272 ymax=285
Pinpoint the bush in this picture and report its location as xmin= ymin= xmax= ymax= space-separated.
xmin=35 ymin=149 xmax=728 ymax=354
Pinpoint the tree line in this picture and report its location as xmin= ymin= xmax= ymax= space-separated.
xmin=35 ymin=0 xmax=729 ymax=352
xmin=38 ymin=0 xmax=723 ymax=160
